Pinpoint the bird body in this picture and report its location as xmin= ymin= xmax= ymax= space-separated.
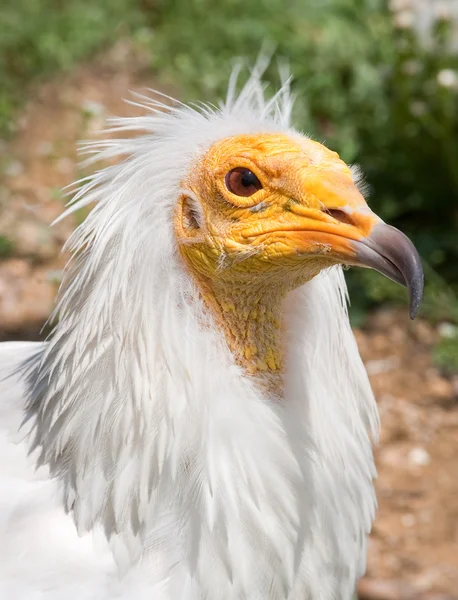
xmin=0 ymin=69 xmax=422 ymax=599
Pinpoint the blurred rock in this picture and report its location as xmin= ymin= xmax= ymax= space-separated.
xmin=368 ymin=308 xmax=401 ymax=331
xmin=357 ymin=578 xmax=416 ymax=600
xmin=4 ymin=159 xmax=24 ymax=178
xmin=379 ymin=445 xmax=408 ymax=469
xmin=12 ymin=219 xmax=58 ymax=261
xmin=408 ymin=447 xmax=431 ymax=467
xmin=0 ymin=259 xmax=55 ymax=332
xmin=366 ymin=357 xmax=400 ymax=376
xmin=358 ymin=577 xmax=458 ymax=600
xmin=37 ymin=141 xmax=54 ymax=157
xmin=401 ymin=513 xmax=417 ymax=528
xmin=427 ymin=375 xmax=453 ymax=400
xmin=389 ymin=325 xmax=407 ymax=344
xmin=412 ymin=320 xmax=436 ymax=345
xmin=371 ymin=333 xmax=392 ymax=352
xmin=55 ymin=157 xmax=75 ymax=175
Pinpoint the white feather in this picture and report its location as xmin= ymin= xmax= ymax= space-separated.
xmin=0 ymin=68 xmax=378 ymax=599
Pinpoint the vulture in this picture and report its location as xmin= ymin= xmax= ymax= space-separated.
xmin=0 ymin=67 xmax=423 ymax=600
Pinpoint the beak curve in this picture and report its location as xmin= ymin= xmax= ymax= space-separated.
xmin=353 ymin=223 xmax=424 ymax=319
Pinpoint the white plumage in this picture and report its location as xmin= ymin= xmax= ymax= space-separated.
xmin=0 ymin=68 xmax=383 ymax=599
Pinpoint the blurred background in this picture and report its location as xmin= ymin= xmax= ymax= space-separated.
xmin=0 ymin=0 xmax=457 ymax=598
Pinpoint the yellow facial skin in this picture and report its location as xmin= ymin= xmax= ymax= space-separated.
xmin=175 ymin=133 xmax=380 ymax=391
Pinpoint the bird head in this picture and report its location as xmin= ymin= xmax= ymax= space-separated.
xmin=176 ymin=132 xmax=423 ymax=318
xmin=55 ymin=67 xmax=423 ymax=387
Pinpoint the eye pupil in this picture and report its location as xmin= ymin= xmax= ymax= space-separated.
xmin=225 ymin=168 xmax=262 ymax=197
xmin=241 ymin=171 xmax=257 ymax=187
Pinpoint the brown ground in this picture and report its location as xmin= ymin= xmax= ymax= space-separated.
xmin=0 ymin=41 xmax=457 ymax=600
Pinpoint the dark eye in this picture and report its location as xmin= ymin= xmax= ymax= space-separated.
xmin=225 ymin=168 xmax=262 ymax=197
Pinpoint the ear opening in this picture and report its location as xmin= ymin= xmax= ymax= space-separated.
xmin=179 ymin=194 xmax=205 ymax=237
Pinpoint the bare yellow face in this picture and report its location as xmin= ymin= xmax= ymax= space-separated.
xmin=174 ymin=132 xmax=422 ymax=385
xmin=175 ymin=133 xmax=379 ymax=289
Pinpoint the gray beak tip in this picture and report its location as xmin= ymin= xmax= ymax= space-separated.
xmin=354 ymin=223 xmax=424 ymax=320
xmin=409 ymin=269 xmax=424 ymax=320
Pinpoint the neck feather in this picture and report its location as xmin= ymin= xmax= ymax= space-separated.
xmin=22 ymin=264 xmax=379 ymax=598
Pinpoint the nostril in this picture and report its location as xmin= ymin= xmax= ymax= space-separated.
xmin=324 ymin=208 xmax=354 ymax=226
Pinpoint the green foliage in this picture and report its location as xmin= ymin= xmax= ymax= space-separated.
xmin=0 ymin=235 xmax=14 ymax=258
xmin=149 ymin=0 xmax=458 ymax=320
xmin=433 ymin=333 xmax=458 ymax=375
xmin=0 ymin=0 xmax=145 ymax=135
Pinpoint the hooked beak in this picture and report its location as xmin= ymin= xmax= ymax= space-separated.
xmin=281 ymin=168 xmax=425 ymax=318
xmin=352 ymin=223 xmax=424 ymax=319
